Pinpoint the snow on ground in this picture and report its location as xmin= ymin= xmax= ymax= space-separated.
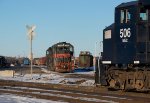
xmin=0 ymin=94 xmax=67 ymax=103
xmin=41 ymin=68 xmax=51 ymax=73
xmin=79 ymin=80 xmax=95 ymax=86
xmin=0 ymin=88 xmax=120 ymax=103
xmin=0 ymin=68 xmax=120 ymax=103
xmin=0 ymin=68 xmax=95 ymax=103
xmin=0 ymin=68 xmax=95 ymax=86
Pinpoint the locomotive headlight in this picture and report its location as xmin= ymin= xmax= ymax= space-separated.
xmin=134 ymin=61 xmax=140 ymax=64
xmin=102 ymin=61 xmax=111 ymax=64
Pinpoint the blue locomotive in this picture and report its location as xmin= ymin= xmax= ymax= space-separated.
xmin=23 ymin=58 xmax=30 ymax=65
xmin=95 ymin=0 xmax=150 ymax=90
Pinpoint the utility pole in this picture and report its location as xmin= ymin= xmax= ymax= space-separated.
xmin=26 ymin=25 xmax=36 ymax=79
xmin=94 ymin=42 xmax=97 ymax=72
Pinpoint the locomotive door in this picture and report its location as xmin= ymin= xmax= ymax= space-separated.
xmin=137 ymin=7 xmax=150 ymax=63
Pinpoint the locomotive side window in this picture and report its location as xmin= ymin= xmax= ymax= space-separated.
xmin=126 ymin=9 xmax=131 ymax=23
xmin=121 ymin=10 xmax=125 ymax=23
xmin=120 ymin=9 xmax=131 ymax=23
xmin=46 ymin=51 xmax=49 ymax=55
xmin=70 ymin=47 xmax=73 ymax=52
xmin=140 ymin=8 xmax=148 ymax=21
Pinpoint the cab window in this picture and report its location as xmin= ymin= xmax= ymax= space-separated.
xmin=140 ymin=8 xmax=148 ymax=21
xmin=126 ymin=9 xmax=131 ymax=23
xmin=121 ymin=10 xmax=125 ymax=23
xmin=46 ymin=51 xmax=49 ymax=55
xmin=120 ymin=9 xmax=131 ymax=23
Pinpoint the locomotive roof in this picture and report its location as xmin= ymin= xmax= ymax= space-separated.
xmin=0 ymin=56 xmax=5 ymax=58
xmin=80 ymin=51 xmax=91 ymax=55
xmin=47 ymin=42 xmax=74 ymax=51
xmin=52 ymin=42 xmax=73 ymax=47
xmin=104 ymin=23 xmax=114 ymax=31
xmin=116 ymin=1 xmax=138 ymax=8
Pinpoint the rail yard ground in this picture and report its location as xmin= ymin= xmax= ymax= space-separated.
xmin=0 ymin=66 xmax=150 ymax=103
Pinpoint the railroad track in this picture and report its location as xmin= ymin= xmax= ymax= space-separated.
xmin=1 ymin=67 xmax=150 ymax=102
xmin=0 ymin=86 xmax=132 ymax=103
xmin=0 ymin=80 xmax=150 ymax=103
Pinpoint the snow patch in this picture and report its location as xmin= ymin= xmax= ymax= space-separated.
xmin=79 ymin=80 xmax=95 ymax=86
xmin=41 ymin=68 xmax=51 ymax=73
xmin=0 ymin=94 xmax=68 ymax=103
xmin=0 ymin=67 xmax=95 ymax=86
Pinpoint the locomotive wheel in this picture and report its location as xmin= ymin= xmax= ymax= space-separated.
xmin=134 ymin=80 xmax=144 ymax=90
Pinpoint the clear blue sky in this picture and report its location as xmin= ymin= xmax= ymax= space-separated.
xmin=0 ymin=0 xmax=132 ymax=57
